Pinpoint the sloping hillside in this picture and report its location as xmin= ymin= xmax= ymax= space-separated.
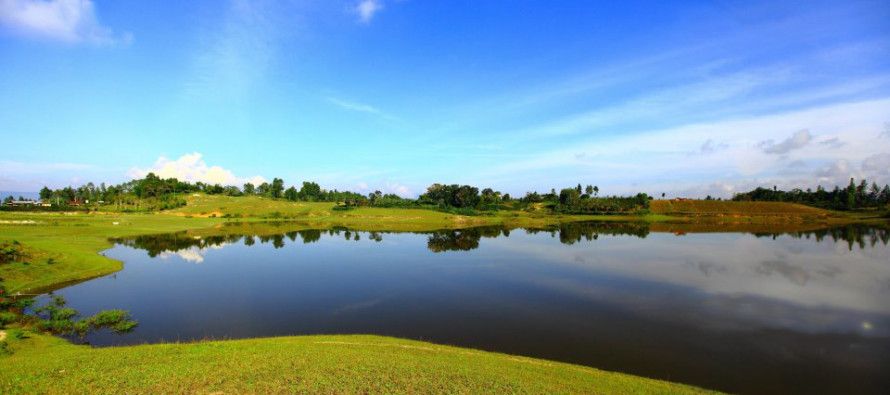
xmin=650 ymin=200 xmax=832 ymax=216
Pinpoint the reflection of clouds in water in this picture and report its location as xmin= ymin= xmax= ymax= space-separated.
xmin=488 ymin=232 xmax=890 ymax=317
xmin=685 ymin=259 xmax=728 ymax=277
xmin=756 ymin=260 xmax=810 ymax=286
xmin=159 ymin=243 xmax=230 ymax=264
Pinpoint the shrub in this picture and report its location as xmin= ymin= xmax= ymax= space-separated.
xmin=31 ymin=295 xmax=138 ymax=338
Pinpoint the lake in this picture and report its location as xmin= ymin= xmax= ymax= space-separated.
xmin=45 ymin=222 xmax=890 ymax=394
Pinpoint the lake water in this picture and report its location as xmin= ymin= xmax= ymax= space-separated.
xmin=47 ymin=222 xmax=890 ymax=394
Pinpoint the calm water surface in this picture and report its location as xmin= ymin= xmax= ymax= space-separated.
xmin=47 ymin=223 xmax=890 ymax=394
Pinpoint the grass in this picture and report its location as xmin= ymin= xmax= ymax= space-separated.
xmin=0 ymin=331 xmax=713 ymax=394
xmin=650 ymin=199 xmax=831 ymax=216
xmin=1 ymin=194 xmax=875 ymax=394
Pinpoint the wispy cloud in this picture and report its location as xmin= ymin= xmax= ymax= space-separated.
xmin=480 ymin=98 xmax=890 ymax=196
xmin=128 ymin=152 xmax=265 ymax=186
xmin=0 ymin=160 xmax=94 ymax=173
xmin=698 ymin=139 xmax=729 ymax=155
xmin=184 ymin=0 xmax=286 ymax=100
xmin=353 ymin=0 xmax=383 ymax=24
xmin=326 ymin=96 xmax=398 ymax=120
xmin=818 ymin=137 xmax=845 ymax=149
xmin=0 ymin=0 xmax=130 ymax=45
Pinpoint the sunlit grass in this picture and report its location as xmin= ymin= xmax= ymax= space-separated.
xmin=0 ymin=331 xmax=715 ymax=394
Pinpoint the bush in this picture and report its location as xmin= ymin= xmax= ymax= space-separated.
xmin=31 ymin=295 xmax=138 ymax=338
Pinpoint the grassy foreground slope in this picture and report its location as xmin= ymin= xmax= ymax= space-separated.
xmin=0 ymin=332 xmax=711 ymax=394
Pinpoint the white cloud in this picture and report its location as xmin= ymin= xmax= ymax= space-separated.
xmin=862 ymin=153 xmax=890 ymax=177
xmin=758 ymin=129 xmax=812 ymax=154
xmin=0 ymin=160 xmax=94 ymax=174
xmin=818 ymin=137 xmax=845 ymax=149
xmin=128 ymin=153 xmax=266 ymax=186
xmin=353 ymin=0 xmax=383 ymax=24
xmin=698 ymin=139 xmax=728 ymax=155
xmin=0 ymin=0 xmax=130 ymax=45
xmin=384 ymin=182 xmax=411 ymax=197
xmin=350 ymin=181 xmax=412 ymax=197
xmin=481 ymin=98 xmax=890 ymax=197
xmin=184 ymin=0 xmax=285 ymax=100
xmin=326 ymin=97 xmax=379 ymax=114
xmin=815 ymin=160 xmax=854 ymax=184
xmin=326 ymin=96 xmax=398 ymax=121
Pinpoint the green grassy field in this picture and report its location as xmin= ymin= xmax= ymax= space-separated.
xmin=0 ymin=194 xmax=870 ymax=394
xmin=0 ymin=330 xmax=712 ymax=394
xmin=650 ymin=199 xmax=831 ymax=216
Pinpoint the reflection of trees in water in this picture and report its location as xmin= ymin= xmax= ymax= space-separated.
xmin=529 ymin=222 xmax=651 ymax=245
xmin=428 ymin=222 xmax=651 ymax=252
xmin=426 ymin=226 xmax=504 ymax=252
xmin=115 ymin=222 xmax=889 ymax=256
xmin=753 ymin=224 xmax=890 ymax=251
xmin=115 ymin=232 xmax=242 ymax=257
xmin=117 ymin=223 xmax=653 ymax=255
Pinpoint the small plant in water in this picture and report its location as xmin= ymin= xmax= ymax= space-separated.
xmin=32 ymin=295 xmax=138 ymax=338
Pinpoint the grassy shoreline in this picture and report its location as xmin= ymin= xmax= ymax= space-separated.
xmin=0 ymin=196 xmax=879 ymax=394
xmin=0 ymin=197 xmax=873 ymax=294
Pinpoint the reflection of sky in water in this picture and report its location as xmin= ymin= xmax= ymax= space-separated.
xmin=158 ymin=243 xmax=231 ymax=263
xmin=485 ymin=231 xmax=890 ymax=336
xmin=51 ymin=226 xmax=890 ymax=394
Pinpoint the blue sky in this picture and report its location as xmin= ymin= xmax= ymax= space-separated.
xmin=1 ymin=0 xmax=889 ymax=197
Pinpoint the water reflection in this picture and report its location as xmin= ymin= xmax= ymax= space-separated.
xmin=115 ymin=221 xmax=889 ymax=255
xmin=57 ymin=221 xmax=890 ymax=394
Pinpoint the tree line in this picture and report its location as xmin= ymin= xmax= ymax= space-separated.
xmin=732 ymin=178 xmax=890 ymax=210
xmin=13 ymin=174 xmax=653 ymax=215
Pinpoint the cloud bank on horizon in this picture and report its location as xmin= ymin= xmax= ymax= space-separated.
xmin=0 ymin=0 xmax=888 ymax=198
xmin=128 ymin=153 xmax=267 ymax=188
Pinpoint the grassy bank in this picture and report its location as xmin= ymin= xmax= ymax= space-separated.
xmin=0 ymin=195 xmax=866 ymax=294
xmin=0 ymin=331 xmax=711 ymax=394
xmin=1 ymin=195 xmax=874 ymax=394
xmin=0 ymin=203 xmax=600 ymax=293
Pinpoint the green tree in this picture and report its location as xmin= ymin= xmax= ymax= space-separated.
xmin=559 ymin=188 xmax=580 ymax=207
xmin=270 ymin=178 xmax=285 ymax=199
xmin=39 ymin=186 xmax=53 ymax=201
xmin=298 ymin=181 xmax=322 ymax=201
xmin=284 ymin=186 xmax=298 ymax=201
xmin=243 ymin=183 xmax=255 ymax=195
xmin=846 ymin=178 xmax=856 ymax=210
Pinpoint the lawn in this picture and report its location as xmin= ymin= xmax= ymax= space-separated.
xmin=0 ymin=331 xmax=714 ymax=394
